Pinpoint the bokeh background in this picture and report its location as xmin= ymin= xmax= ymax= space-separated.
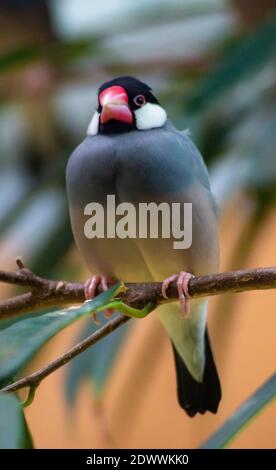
xmin=0 ymin=0 xmax=275 ymax=448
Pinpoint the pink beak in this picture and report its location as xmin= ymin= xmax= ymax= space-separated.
xmin=99 ymin=85 xmax=133 ymax=125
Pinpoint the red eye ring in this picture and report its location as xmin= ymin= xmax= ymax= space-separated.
xmin=133 ymin=94 xmax=146 ymax=107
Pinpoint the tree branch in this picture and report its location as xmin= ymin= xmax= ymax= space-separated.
xmin=0 ymin=259 xmax=276 ymax=320
xmin=0 ymin=262 xmax=276 ymax=397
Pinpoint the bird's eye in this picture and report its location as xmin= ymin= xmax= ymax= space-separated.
xmin=133 ymin=94 xmax=146 ymax=107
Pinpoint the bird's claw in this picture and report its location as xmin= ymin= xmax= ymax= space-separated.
xmin=162 ymin=271 xmax=194 ymax=317
xmin=84 ymin=275 xmax=115 ymax=323
xmin=161 ymin=274 xmax=178 ymax=299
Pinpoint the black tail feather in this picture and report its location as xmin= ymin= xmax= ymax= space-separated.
xmin=172 ymin=330 xmax=221 ymax=417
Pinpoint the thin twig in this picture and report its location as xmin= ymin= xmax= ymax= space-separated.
xmin=0 ymin=264 xmax=276 ymax=396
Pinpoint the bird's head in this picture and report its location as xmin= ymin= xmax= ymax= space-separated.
xmin=87 ymin=76 xmax=167 ymax=136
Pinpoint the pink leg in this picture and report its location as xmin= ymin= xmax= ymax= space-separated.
xmin=162 ymin=271 xmax=194 ymax=317
xmin=84 ymin=275 xmax=115 ymax=323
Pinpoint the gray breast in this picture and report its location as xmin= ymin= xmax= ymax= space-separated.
xmin=66 ymin=123 xmax=219 ymax=281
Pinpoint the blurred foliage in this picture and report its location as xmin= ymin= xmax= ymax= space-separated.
xmin=186 ymin=15 xmax=276 ymax=112
xmin=201 ymin=374 xmax=276 ymax=448
xmin=0 ymin=38 xmax=101 ymax=75
xmin=0 ymin=0 xmax=275 ymax=447
xmin=0 ymin=393 xmax=33 ymax=449
xmin=0 ymin=284 xmax=121 ymax=388
xmin=66 ymin=316 xmax=130 ymax=402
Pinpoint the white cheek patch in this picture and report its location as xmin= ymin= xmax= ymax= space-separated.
xmin=87 ymin=111 xmax=99 ymax=136
xmin=134 ymin=103 xmax=167 ymax=130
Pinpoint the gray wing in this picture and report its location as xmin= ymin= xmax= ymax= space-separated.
xmin=114 ymin=124 xmax=219 ymax=381
xmin=115 ymin=123 xmax=219 ymax=279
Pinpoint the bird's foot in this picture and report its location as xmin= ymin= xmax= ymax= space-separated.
xmin=162 ymin=271 xmax=194 ymax=317
xmin=84 ymin=275 xmax=115 ymax=323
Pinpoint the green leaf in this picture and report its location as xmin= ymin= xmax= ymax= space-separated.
xmin=0 ymin=308 xmax=52 ymax=333
xmin=0 ymin=283 xmax=122 ymax=387
xmin=66 ymin=315 xmax=130 ymax=403
xmin=187 ymin=17 xmax=276 ymax=112
xmin=0 ymin=393 xmax=33 ymax=449
xmin=201 ymin=374 xmax=276 ymax=449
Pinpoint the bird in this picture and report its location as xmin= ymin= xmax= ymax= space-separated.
xmin=66 ymin=76 xmax=221 ymax=417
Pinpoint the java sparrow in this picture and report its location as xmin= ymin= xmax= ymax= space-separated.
xmin=66 ymin=76 xmax=221 ymax=416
